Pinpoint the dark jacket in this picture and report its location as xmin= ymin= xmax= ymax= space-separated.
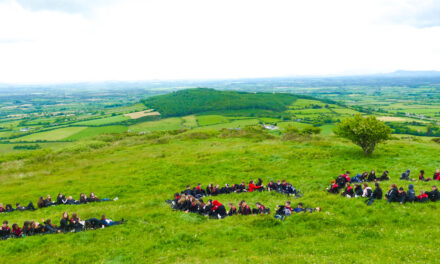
xmin=372 ymin=187 xmax=383 ymax=200
xmin=426 ymin=189 xmax=440 ymax=202
xmin=406 ymin=184 xmax=416 ymax=202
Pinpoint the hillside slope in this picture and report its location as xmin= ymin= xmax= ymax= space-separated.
xmin=1 ymin=130 xmax=440 ymax=263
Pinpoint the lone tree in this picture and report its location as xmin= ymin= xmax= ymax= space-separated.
xmin=334 ymin=114 xmax=392 ymax=155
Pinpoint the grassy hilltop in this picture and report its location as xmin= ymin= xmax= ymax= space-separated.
xmin=1 ymin=129 xmax=440 ymax=263
xmin=1 ymin=89 xmax=440 ymax=263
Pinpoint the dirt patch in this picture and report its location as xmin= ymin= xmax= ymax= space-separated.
xmin=377 ymin=116 xmax=406 ymax=122
xmin=124 ymin=110 xmax=161 ymax=119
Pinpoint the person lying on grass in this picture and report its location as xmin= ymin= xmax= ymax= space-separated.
xmin=34 ymin=193 xmax=118 ymax=209
xmin=274 ymin=202 xmax=321 ymax=219
xmin=0 ymin=202 xmax=36 ymax=213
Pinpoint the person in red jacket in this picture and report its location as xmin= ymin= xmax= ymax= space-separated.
xmin=238 ymin=200 xmax=251 ymax=215
xmin=210 ymin=200 xmax=227 ymax=219
xmin=11 ymin=223 xmax=22 ymax=237
xmin=248 ymin=180 xmax=263 ymax=192
xmin=434 ymin=169 xmax=440 ymax=181
xmin=416 ymin=191 xmax=429 ymax=202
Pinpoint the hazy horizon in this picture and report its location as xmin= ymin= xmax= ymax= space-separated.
xmin=1 ymin=0 xmax=439 ymax=83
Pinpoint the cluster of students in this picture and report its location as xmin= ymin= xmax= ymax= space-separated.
xmin=37 ymin=193 xmax=118 ymax=208
xmin=384 ymin=184 xmax=440 ymax=204
xmin=168 ymin=193 xmax=271 ymax=219
xmin=328 ymin=176 xmax=440 ymax=205
xmin=0 ymin=212 xmax=124 ymax=240
xmin=327 ymin=169 xmax=440 ymax=194
xmin=180 ymin=178 xmax=301 ymax=199
xmin=0 ymin=193 xmax=118 ymax=214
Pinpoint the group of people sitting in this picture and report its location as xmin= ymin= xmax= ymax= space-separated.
xmin=167 ymin=179 xmax=317 ymax=220
xmin=169 ymin=194 xmax=271 ymax=219
xmin=328 ymin=176 xmax=440 ymax=205
xmin=0 ymin=192 xmax=118 ymax=213
xmin=0 ymin=212 xmax=125 ymax=240
xmin=180 ymin=178 xmax=301 ymax=199
xmin=327 ymin=169 xmax=440 ymax=194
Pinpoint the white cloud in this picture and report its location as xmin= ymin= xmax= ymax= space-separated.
xmin=0 ymin=0 xmax=439 ymax=83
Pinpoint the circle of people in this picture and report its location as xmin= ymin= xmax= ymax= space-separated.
xmin=166 ymin=179 xmax=321 ymax=220
xmin=0 ymin=192 xmax=123 ymax=240
xmin=327 ymin=169 xmax=440 ymax=205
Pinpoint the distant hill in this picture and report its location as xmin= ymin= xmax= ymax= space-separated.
xmin=141 ymin=88 xmax=300 ymax=117
xmin=379 ymin=70 xmax=440 ymax=78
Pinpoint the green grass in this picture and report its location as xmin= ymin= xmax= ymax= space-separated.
xmin=182 ymin=115 xmax=198 ymax=128
xmin=10 ymin=127 xmax=87 ymax=142
xmin=128 ymin=118 xmax=183 ymax=132
xmin=73 ymin=115 xmax=130 ymax=126
xmin=196 ymin=115 xmax=229 ymax=126
xmin=320 ymin=124 xmax=335 ymax=135
xmin=65 ymin=126 xmax=128 ymax=141
xmin=1 ymin=131 xmax=440 ymax=263
xmin=193 ymin=119 xmax=259 ymax=131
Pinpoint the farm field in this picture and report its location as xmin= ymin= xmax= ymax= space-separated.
xmin=10 ymin=127 xmax=87 ymax=142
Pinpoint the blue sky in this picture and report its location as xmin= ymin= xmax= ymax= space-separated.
xmin=0 ymin=0 xmax=439 ymax=83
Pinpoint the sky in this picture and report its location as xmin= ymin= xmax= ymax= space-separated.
xmin=0 ymin=0 xmax=439 ymax=83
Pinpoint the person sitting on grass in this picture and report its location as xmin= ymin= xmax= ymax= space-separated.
xmin=267 ymin=180 xmax=276 ymax=192
xmin=406 ymin=184 xmax=416 ymax=203
xmin=419 ymin=170 xmax=432 ymax=182
xmin=416 ymin=191 xmax=429 ymax=203
xmin=253 ymin=202 xmax=270 ymax=214
xmin=434 ymin=169 xmax=440 ymax=181
xmin=37 ymin=197 xmax=45 ymax=208
xmin=22 ymin=221 xmax=32 ymax=236
xmin=11 ymin=223 xmax=22 ymax=238
xmin=5 ymin=204 xmax=14 ymax=212
xmin=60 ymin=212 xmax=71 ymax=232
xmin=248 ymin=179 xmax=263 ymax=192
xmin=228 ymin=202 xmax=237 ymax=216
xmin=187 ymin=197 xmax=200 ymax=213
xmin=100 ymin=215 xmax=124 ymax=227
xmin=425 ymin=185 xmax=440 ymax=202
xmin=362 ymin=183 xmax=373 ymax=198
xmin=367 ymin=170 xmax=376 ymax=182
xmin=285 ymin=183 xmax=298 ymax=197
xmin=400 ymin=169 xmax=413 ymax=181
xmin=327 ymin=180 xmax=339 ymax=194
xmin=209 ymin=200 xmax=227 ymax=219
xmin=335 ymin=175 xmax=347 ymax=190
xmin=397 ymin=187 xmax=406 ymax=204
xmin=274 ymin=201 xmax=292 ymax=219
xmin=354 ymin=184 xmax=363 ymax=197
xmin=342 ymin=183 xmax=354 ymax=198
xmin=30 ymin=221 xmax=45 ymax=235
xmin=238 ymin=200 xmax=251 ymax=215
xmin=57 ymin=193 xmax=67 ymax=205
xmin=372 ymin=183 xmax=383 ymax=200
xmin=343 ymin=171 xmax=351 ymax=183
xmin=365 ymin=182 xmax=382 ymax=205
xmin=42 ymin=219 xmax=60 ymax=234
xmin=70 ymin=213 xmax=84 ymax=232
xmin=79 ymin=193 xmax=88 ymax=204
xmin=385 ymin=184 xmax=399 ymax=203
xmin=0 ymin=220 xmax=11 ymax=239
xmin=66 ymin=196 xmax=78 ymax=205
xmin=44 ymin=195 xmax=56 ymax=207
xmin=378 ymin=170 xmax=390 ymax=181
